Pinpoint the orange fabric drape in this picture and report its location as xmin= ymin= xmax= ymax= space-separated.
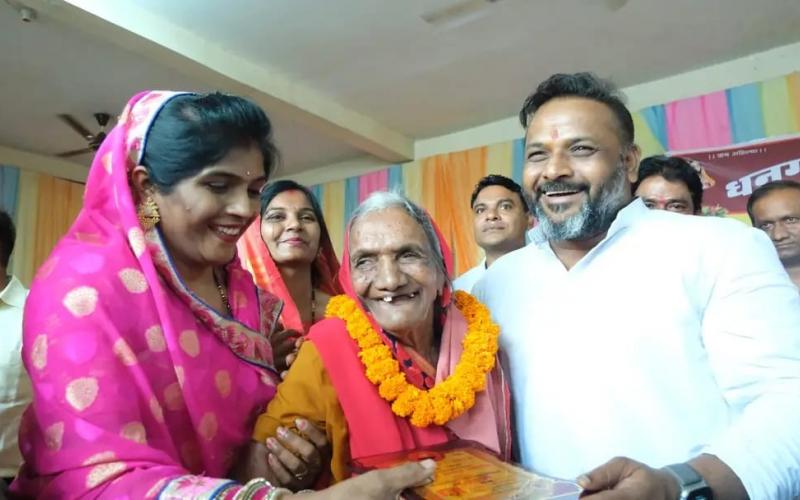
xmin=32 ymin=175 xmax=84 ymax=275
xmin=422 ymin=147 xmax=488 ymax=276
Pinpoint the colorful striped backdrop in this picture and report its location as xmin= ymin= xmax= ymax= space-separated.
xmin=2 ymin=72 xmax=798 ymax=284
xmin=309 ymin=72 xmax=800 ymax=275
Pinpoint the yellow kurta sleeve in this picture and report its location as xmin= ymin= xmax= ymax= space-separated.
xmin=252 ymin=341 xmax=351 ymax=483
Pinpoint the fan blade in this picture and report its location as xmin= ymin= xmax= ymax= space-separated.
xmin=421 ymin=0 xmax=500 ymax=27
xmin=56 ymin=147 xmax=94 ymax=158
xmin=58 ymin=114 xmax=94 ymax=140
xmin=87 ymin=132 xmax=107 ymax=151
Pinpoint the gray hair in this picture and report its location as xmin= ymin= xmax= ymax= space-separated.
xmin=348 ymin=191 xmax=450 ymax=283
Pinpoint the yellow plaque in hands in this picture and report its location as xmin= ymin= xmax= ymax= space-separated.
xmin=353 ymin=440 xmax=582 ymax=499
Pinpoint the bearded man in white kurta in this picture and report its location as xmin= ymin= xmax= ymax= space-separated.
xmin=474 ymin=73 xmax=800 ymax=500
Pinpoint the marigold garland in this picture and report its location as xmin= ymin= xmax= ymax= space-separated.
xmin=325 ymin=290 xmax=500 ymax=428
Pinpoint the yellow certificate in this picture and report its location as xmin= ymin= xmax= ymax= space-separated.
xmin=353 ymin=440 xmax=582 ymax=499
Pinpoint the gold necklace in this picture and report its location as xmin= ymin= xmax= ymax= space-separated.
xmin=213 ymin=270 xmax=232 ymax=316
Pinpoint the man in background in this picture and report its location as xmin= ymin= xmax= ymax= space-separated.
xmin=454 ymin=174 xmax=532 ymax=292
xmin=748 ymin=180 xmax=800 ymax=287
xmin=0 ymin=210 xmax=30 ymax=486
xmin=632 ymin=155 xmax=703 ymax=215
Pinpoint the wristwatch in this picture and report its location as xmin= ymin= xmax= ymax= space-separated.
xmin=662 ymin=463 xmax=713 ymax=500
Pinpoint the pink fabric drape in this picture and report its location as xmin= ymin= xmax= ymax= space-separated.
xmin=357 ymin=170 xmax=389 ymax=203
xmin=13 ymin=91 xmax=282 ymax=498
xmin=666 ymin=90 xmax=733 ymax=151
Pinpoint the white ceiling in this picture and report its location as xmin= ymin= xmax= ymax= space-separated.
xmin=118 ymin=0 xmax=800 ymax=137
xmin=0 ymin=2 xmax=362 ymax=175
xmin=2 ymin=0 xmax=800 ymax=178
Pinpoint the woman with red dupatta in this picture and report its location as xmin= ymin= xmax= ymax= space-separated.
xmin=250 ymin=191 xmax=512 ymax=485
xmin=238 ymin=180 xmax=341 ymax=374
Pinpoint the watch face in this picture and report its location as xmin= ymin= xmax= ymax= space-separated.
xmin=687 ymin=485 xmax=713 ymax=500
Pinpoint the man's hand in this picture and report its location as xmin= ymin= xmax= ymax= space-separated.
xmin=578 ymin=456 xmax=679 ymax=500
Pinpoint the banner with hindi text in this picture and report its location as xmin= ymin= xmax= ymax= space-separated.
xmin=671 ymin=135 xmax=800 ymax=223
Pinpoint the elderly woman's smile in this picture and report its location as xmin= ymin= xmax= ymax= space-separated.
xmin=376 ymin=292 xmax=419 ymax=303
xmin=370 ymin=290 xmax=422 ymax=311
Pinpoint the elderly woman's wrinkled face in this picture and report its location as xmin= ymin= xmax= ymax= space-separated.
xmin=349 ymin=208 xmax=445 ymax=339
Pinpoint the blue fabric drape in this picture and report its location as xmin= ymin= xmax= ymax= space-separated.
xmin=344 ymin=176 xmax=360 ymax=229
xmin=0 ymin=165 xmax=20 ymax=220
xmin=388 ymin=164 xmax=404 ymax=194
xmin=310 ymin=184 xmax=323 ymax=204
xmin=511 ymin=137 xmax=525 ymax=184
xmin=726 ymin=83 xmax=766 ymax=144
xmin=641 ymin=105 xmax=669 ymax=150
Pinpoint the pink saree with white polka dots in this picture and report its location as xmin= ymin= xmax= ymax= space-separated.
xmin=12 ymin=91 xmax=283 ymax=499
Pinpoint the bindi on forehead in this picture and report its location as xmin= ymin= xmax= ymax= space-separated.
xmin=549 ymin=127 xmax=560 ymax=140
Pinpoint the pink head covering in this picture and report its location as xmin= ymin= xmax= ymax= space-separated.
xmin=13 ymin=91 xmax=283 ymax=498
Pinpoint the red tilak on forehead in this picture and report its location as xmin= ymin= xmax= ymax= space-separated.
xmin=550 ymin=127 xmax=559 ymax=140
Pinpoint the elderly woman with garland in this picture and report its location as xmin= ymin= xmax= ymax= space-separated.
xmin=242 ymin=191 xmax=512 ymax=485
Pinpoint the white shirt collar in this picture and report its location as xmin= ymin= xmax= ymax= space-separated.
xmin=0 ymin=276 xmax=27 ymax=308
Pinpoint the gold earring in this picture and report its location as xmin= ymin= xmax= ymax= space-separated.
xmin=137 ymin=196 xmax=161 ymax=230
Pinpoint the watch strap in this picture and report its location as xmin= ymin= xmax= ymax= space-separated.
xmin=663 ymin=463 xmax=712 ymax=500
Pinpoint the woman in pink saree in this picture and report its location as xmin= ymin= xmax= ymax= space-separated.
xmin=13 ymin=91 xmax=434 ymax=499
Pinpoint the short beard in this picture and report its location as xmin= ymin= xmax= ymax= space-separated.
xmin=533 ymin=164 xmax=629 ymax=241
xmin=780 ymin=251 xmax=800 ymax=270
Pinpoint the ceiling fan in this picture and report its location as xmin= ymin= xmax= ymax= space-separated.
xmin=420 ymin=0 xmax=628 ymax=29
xmin=421 ymin=0 xmax=503 ymax=29
xmin=55 ymin=112 xmax=112 ymax=158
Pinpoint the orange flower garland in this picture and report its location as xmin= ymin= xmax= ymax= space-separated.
xmin=325 ymin=290 xmax=500 ymax=427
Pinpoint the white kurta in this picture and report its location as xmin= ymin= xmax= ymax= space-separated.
xmin=474 ymin=199 xmax=800 ymax=500
xmin=453 ymin=260 xmax=486 ymax=292
xmin=0 ymin=276 xmax=30 ymax=477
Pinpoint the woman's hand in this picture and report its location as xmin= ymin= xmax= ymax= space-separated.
xmin=266 ymin=420 xmax=329 ymax=490
xmin=230 ymin=419 xmax=329 ymax=491
xmin=290 ymin=460 xmax=436 ymax=499
xmin=229 ymin=439 xmax=276 ymax=485
xmin=271 ymin=328 xmax=303 ymax=377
